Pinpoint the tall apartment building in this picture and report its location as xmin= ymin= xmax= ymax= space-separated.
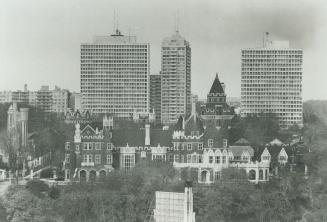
xmin=241 ymin=35 xmax=303 ymax=128
xmin=0 ymin=91 xmax=12 ymax=103
xmin=52 ymin=86 xmax=70 ymax=113
xmin=37 ymin=86 xmax=53 ymax=113
xmin=161 ymin=31 xmax=191 ymax=125
xmin=81 ymin=29 xmax=150 ymax=118
xmin=150 ymin=74 xmax=161 ymax=123
xmin=36 ymin=85 xmax=69 ymax=113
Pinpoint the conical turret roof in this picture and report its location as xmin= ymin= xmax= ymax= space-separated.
xmin=209 ymin=73 xmax=224 ymax=94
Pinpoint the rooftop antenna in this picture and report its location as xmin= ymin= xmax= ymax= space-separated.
xmin=113 ymin=10 xmax=116 ymax=33
xmin=174 ymin=11 xmax=180 ymax=33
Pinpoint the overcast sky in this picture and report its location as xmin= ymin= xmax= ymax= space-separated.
xmin=0 ymin=0 xmax=326 ymax=100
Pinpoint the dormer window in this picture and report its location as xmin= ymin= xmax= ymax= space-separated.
xmin=208 ymin=139 xmax=213 ymax=148
xmin=262 ymin=156 xmax=270 ymax=161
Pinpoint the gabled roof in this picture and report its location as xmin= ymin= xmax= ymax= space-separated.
xmin=184 ymin=113 xmax=204 ymax=135
xmin=229 ymin=145 xmax=254 ymax=157
xmin=209 ymin=74 xmax=224 ymax=94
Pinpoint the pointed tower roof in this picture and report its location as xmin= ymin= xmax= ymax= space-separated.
xmin=209 ymin=73 xmax=224 ymax=94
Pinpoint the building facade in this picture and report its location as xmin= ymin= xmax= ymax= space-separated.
xmin=36 ymin=85 xmax=70 ymax=113
xmin=241 ymin=35 xmax=303 ymax=128
xmin=161 ymin=31 xmax=191 ymax=125
xmin=80 ymin=29 xmax=150 ymax=117
xmin=150 ymin=74 xmax=161 ymax=124
xmin=200 ymin=74 xmax=235 ymax=127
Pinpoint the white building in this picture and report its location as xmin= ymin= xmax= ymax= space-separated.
xmin=161 ymin=31 xmax=191 ymax=125
xmin=241 ymin=33 xmax=303 ymax=128
xmin=154 ymin=185 xmax=196 ymax=222
xmin=81 ymin=29 xmax=150 ymax=117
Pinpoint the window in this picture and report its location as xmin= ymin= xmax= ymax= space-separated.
xmin=198 ymin=143 xmax=203 ymax=150
xmin=107 ymin=143 xmax=113 ymax=150
xmin=107 ymin=155 xmax=112 ymax=164
xmin=215 ymin=156 xmax=220 ymax=164
xmin=262 ymin=156 xmax=270 ymax=161
xmin=192 ymin=155 xmax=197 ymax=163
xmin=223 ymin=139 xmax=228 ymax=148
xmin=187 ymin=154 xmax=191 ymax=163
xmin=215 ymin=171 xmax=221 ymax=180
xmin=187 ymin=143 xmax=192 ymax=151
xmin=109 ymin=132 xmax=112 ymax=138
xmin=95 ymin=154 xmax=101 ymax=164
xmin=75 ymin=144 xmax=80 ymax=151
xmin=198 ymin=155 xmax=203 ymax=163
xmin=209 ymin=156 xmax=213 ymax=164
xmin=124 ymin=155 xmax=134 ymax=169
xmin=65 ymin=142 xmax=70 ymax=150
xmin=65 ymin=154 xmax=70 ymax=163
xmin=88 ymin=154 xmax=93 ymax=163
xmin=174 ymin=155 xmax=179 ymax=163
xmin=222 ymin=156 xmax=226 ymax=164
xmin=208 ymin=139 xmax=213 ymax=148
xmin=83 ymin=143 xmax=92 ymax=150
xmin=174 ymin=143 xmax=178 ymax=151
xmin=279 ymin=156 xmax=287 ymax=161
xmin=83 ymin=154 xmax=93 ymax=163
xmin=95 ymin=143 xmax=101 ymax=150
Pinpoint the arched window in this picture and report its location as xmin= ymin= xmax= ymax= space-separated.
xmin=259 ymin=169 xmax=263 ymax=180
xmin=249 ymin=170 xmax=256 ymax=180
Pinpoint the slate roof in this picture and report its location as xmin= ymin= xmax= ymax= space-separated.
xmin=112 ymin=128 xmax=145 ymax=147
xmin=184 ymin=113 xmax=204 ymax=135
xmin=209 ymin=74 xmax=225 ymax=94
xmin=111 ymin=128 xmax=173 ymax=147
xmin=229 ymin=145 xmax=254 ymax=157
xmin=173 ymin=116 xmax=184 ymax=131
xmin=254 ymin=145 xmax=284 ymax=161
xmin=233 ymin=138 xmax=250 ymax=146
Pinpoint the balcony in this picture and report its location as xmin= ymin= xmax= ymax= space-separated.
xmin=81 ymin=162 xmax=95 ymax=167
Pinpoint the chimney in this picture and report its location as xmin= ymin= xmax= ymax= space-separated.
xmin=24 ymin=84 xmax=28 ymax=92
xmin=145 ymin=124 xmax=150 ymax=146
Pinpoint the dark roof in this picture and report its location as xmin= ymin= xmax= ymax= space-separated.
xmin=233 ymin=138 xmax=250 ymax=146
xmin=112 ymin=127 xmax=173 ymax=147
xmin=184 ymin=113 xmax=204 ymax=135
xmin=229 ymin=145 xmax=254 ymax=157
xmin=112 ymin=129 xmax=145 ymax=147
xmin=150 ymin=129 xmax=172 ymax=147
xmin=173 ymin=116 xmax=184 ymax=131
xmin=209 ymin=74 xmax=224 ymax=94
xmin=254 ymin=145 xmax=284 ymax=161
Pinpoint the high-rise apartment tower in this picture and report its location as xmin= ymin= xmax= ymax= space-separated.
xmin=161 ymin=31 xmax=191 ymax=125
xmin=81 ymin=29 xmax=150 ymax=117
xmin=241 ymin=34 xmax=303 ymax=128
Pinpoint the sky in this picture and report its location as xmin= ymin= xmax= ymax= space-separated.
xmin=0 ymin=0 xmax=327 ymax=100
